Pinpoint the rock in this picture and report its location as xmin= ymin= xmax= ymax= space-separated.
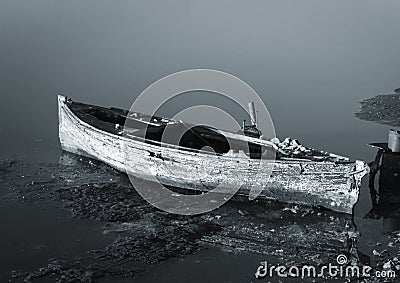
xmin=356 ymin=94 xmax=400 ymax=127
xmin=382 ymin=261 xmax=392 ymax=270
xmin=373 ymin=249 xmax=381 ymax=256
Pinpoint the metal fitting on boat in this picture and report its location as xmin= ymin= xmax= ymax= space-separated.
xmin=388 ymin=129 xmax=400 ymax=153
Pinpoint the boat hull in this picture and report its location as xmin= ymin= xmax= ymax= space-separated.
xmin=58 ymin=95 xmax=368 ymax=214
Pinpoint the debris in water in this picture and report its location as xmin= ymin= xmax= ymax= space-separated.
xmin=1 ymin=156 xmax=399 ymax=282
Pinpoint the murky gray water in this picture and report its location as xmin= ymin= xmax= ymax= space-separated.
xmin=1 ymin=0 xmax=400 ymax=282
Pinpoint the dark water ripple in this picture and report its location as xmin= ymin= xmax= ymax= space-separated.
xmin=1 ymin=154 xmax=399 ymax=282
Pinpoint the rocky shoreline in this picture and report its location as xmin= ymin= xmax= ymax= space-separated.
xmin=355 ymin=94 xmax=400 ymax=127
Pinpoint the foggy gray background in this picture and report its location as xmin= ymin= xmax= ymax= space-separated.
xmin=0 ymin=2 xmax=399 ymax=280
xmin=0 ymin=0 xmax=399 ymax=161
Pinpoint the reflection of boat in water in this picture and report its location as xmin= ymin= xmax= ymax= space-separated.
xmin=58 ymin=95 xmax=368 ymax=214
xmin=366 ymin=130 xmax=400 ymax=232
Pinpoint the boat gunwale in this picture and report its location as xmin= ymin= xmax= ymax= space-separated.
xmin=59 ymin=95 xmax=361 ymax=169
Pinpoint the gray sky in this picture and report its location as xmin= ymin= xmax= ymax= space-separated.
xmin=0 ymin=0 xmax=399 ymax=159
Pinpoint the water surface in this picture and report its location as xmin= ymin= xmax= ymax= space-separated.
xmin=1 ymin=0 xmax=400 ymax=281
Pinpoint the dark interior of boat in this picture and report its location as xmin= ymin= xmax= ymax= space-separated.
xmin=67 ymin=99 xmax=264 ymax=158
xmin=66 ymin=99 xmax=355 ymax=162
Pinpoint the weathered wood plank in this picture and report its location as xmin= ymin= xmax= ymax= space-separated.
xmin=58 ymin=95 xmax=368 ymax=214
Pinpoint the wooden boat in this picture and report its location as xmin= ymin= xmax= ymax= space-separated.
xmin=58 ymin=95 xmax=368 ymax=214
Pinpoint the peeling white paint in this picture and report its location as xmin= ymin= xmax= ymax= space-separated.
xmin=58 ymin=95 xmax=368 ymax=214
